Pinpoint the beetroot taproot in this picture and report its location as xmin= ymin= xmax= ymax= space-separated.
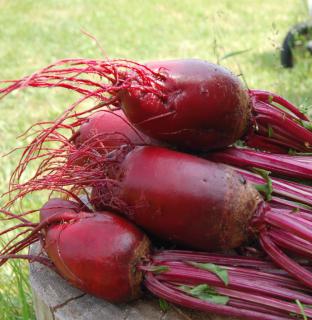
xmin=92 ymin=146 xmax=259 ymax=251
xmin=44 ymin=209 xmax=150 ymax=303
xmin=69 ymin=109 xmax=159 ymax=164
xmin=72 ymin=109 xmax=157 ymax=149
xmin=119 ymin=59 xmax=251 ymax=150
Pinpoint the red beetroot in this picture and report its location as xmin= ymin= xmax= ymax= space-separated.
xmin=43 ymin=210 xmax=150 ymax=303
xmin=40 ymin=199 xmax=151 ymax=303
xmin=72 ymin=109 xmax=157 ymax=149
xmin=92 ymin=146 xmax=259 ymax=251
xmin=40 ymin=198 xmax=83 ymax=221
xmin=39 ymin=199 xmax=150 ymax=303
xmin=119 ymin=59 xmax=251 ymax=151
xmin=1 ymin=199 xmax=149 ymax=303
xmin=1 ymin=199 xmax=312 ymax=320
xmin=70 ymin=109 xmax=159 ymax=164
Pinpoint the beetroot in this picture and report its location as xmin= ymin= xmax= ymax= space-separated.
xmin=40 ymin=198 xmax=83 ymax=221
xmin=92 ymin=146 xmax=259 ymax=251
xmin=72 ymin=109 xmax=157 ymax=149
xmin=70 ymin=109 xmax=159 ymax=164
xmin=0 ymin=199 xmax=150 ymax=303
xmin=119 ymin=59 xmax=251 ymax=151
xmin=44 ymin=209 xmax=150 ymax=303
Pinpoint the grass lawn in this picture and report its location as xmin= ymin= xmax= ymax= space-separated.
xmin=0 ymin=0 xmax=311 ymax=318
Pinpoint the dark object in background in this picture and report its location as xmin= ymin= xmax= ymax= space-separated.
xmin=281 ymin=22 xmax=312 ymax=68
xmin=281 ymin=0 xmax=312 ymax=68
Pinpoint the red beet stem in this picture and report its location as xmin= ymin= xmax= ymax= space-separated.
xmin=153 ymin=250 xmax=276 ymax=269
xmin=270 ymin=198 xmax=312 ymax=221
xmin=152 ymin=255 xmax=311 ymax=292
xmin=235 ymin=167 xmax=312 ymax=206
xmin=264 ymin=209 xmax=312 ymax=242
xmin=268 ymin=228 xmax=312 ymax=259
xmin=247 ymin=203 xmax=312 ymax=288
xmin=249 ymin=90 xmax=309 ymax=121
xmin=207 ymin=147 xmax=312 ymax=180
xmin=246 ymin=90 xmax=312 ymax=152
xmin=244 ymin=134 xmax=291 ymax=154
xmin=212 ymin=286 xmax=312 ymax=317
xmin=260 ymin=232 xmax=312 ymax=288
xmin=144 ymin=249 xmax=312 ymax=318
xmin=144 ymin=273 xmax=294 ymax=320
xmin=147 ymin=262 xmax=312 ymax=304
xmin=228 ymin=299 xmax=293 ymax=318
xmin=255 ymin=101 xmax=312 ymax=144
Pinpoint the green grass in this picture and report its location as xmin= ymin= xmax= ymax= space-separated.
xmin=0 ymin=0 xmax=311 ymax=318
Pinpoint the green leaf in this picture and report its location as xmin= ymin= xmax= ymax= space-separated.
xmin=252 ymin=167 xmax=271 ymax=179
xmin=254 ymin=183 xmax=268 ymax=194
xmin=300 ymin=120 xmax=312 ymax=132
xmin=159 ymin=298 xmax=170 ymax=312
xmin=147 ymin=265 xmax=170 ymax=274
xmin=268 ymin=125 xmax=274 ymax=138
xmin=219 ymin=49 xmax=250 ymax=61
xmin=187 ymin=262 xmax=229 ymax=285
xmin=268 ymin=95 xmax=274 ymax=104
xmin=288 ymin=149 xmax=312 ymax=155
xmin=252 ymin=168 xmax=273 ymax=201
xmin=179 ymin=284 xmax=229 ymax=305
xmin=233 ymin=140 xmax=245 ymax=147
xmin=296 ymin=299 xmax=307 ymax=320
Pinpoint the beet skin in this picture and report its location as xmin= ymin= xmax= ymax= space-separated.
xmin=41 ymin=203 xmax=150 ymax=303
xmin=120 ymin=59 xmax=251 ymax=151
xmin=92 ymin=146 xmax=260 ymax=251
xmin=73 ymin=110 xmax=156 ymax=149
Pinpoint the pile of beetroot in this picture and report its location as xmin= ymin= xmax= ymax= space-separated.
xmin=1 ymin=58 xmax=312 ymax=319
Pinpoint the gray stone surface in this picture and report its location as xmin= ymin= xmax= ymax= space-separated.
xmin=30 ymin=244 xmax=239 ymax=320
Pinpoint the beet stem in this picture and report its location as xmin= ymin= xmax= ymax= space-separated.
xmin=264 ymin=209 xmax=312 ymax=243
xmin=144 ymin=273 xmax=292 ymax=320
xmin=249 ymin=90 xmax=309 ymax=121
xmin=151 ymin=262 xmax=312 ymax=304
xmin=260 ymin=231 xmax=312 ymax=288
xmin=246 ymin=90 xmax=312 ymax=152
xmin=208 ymin=147 xmax=312 ymax=180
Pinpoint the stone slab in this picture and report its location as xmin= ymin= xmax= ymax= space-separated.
xmin=30 ymin=244 xmax=240 ymax=320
